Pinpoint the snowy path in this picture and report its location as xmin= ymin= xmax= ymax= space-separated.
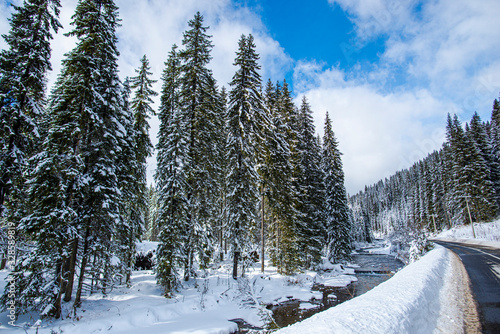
xmin=435 ymin=240 xmax=500 ymax=333
xmin=276 ymin=246 xmax=480 ymax=334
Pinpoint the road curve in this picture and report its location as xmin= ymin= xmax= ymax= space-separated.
xmin=434 ymin=240 xmax=500 ymax=334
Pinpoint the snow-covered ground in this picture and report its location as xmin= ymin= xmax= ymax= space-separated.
xmin=0 ymin=242 xmax=357 ymax=333
xmin=276 ymin=245 xmax=479 ymax=334
xmin=3 ymin=224 xmax=492 ymax=334
xmin=434 ymin=219 xmax=500 ymax=248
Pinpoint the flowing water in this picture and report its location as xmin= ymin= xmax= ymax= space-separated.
xmin=232 ymin=252 xmax=405 ymax=333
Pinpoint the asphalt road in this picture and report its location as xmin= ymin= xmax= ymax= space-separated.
xmin=434 ymin=240 xmax=500 ymax=334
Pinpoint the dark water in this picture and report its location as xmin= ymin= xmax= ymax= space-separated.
xmin=232 ymin=253 xmax=404 ymax=333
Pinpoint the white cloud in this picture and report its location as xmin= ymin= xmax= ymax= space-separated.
xmin=309 ymin=0 xmax=500 ymax=193
xmin=295 ymin=65 xmax=449 ymax=194
xmin=332 ymin=0 xmax=500 ymax=113
xmin=0 ymin=2 xmax=14 ymax=50
xmin=209 ymin=7 xmax=292 ymax=90
xmin=329 ymin=0 xmax=419 ymax=41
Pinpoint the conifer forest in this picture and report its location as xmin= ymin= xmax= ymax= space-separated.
xmin=0 ymin=0 xmax=499 ymax=322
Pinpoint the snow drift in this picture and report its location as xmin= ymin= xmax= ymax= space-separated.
xmin=276 ymin=246 xmax=469 ymax=334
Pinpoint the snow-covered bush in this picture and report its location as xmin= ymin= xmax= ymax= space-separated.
xmin=388 ymin=228 xmax=432 ymax=264
xmin=408 ymin=231 xmax=432 ymax=264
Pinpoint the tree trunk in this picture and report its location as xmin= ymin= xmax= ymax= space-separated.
xmin=74 ymin=228 xmax=90 ymax=310
xmin=52 ymin=258 xmax=65 ymax=319
xmin=220 ymin=198 xmax=224 ymax=262
xmin=63 ymin=238 xmax=79 ymax=302
xmin=261 ymin=193 xmax=265 ymax=273
xmin=126 ymin=226 xmax=135 ymax=286
xmin=183 ymin=248 xmax=194 ymax=282
xmin=232 ymin=251 xmax=239 ymax=280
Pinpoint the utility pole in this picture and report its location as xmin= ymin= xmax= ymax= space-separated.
xmin=431 ymin=214 xmax=437 ymax=232
xmin=465 ymin=197 xmax=477 ymax=238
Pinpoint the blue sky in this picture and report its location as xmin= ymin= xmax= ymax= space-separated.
xmin=240 ymin=0 xmax=386 ymax=86
xmin=1 ymin=0 xmax=500 ymax=194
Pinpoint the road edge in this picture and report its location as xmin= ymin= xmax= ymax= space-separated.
xmin=437 ymin=247 xmax=482 ymax=333
xmin=432 ymin=237 xmax=500 ymax=249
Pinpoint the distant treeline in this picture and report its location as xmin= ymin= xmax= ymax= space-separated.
xmin=350 ymin=102 xmax=500 ymax=243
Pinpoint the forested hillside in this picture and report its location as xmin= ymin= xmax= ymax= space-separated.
xmin=350 ymin=107 xmax=500 ymax=248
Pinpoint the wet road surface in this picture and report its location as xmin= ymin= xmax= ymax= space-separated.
xmin=434 ymin=240 xmax=500 ymax=334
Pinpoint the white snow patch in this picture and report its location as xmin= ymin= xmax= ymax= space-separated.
xmin=136 ymin=241 xmax=159 ymax=253
xmin=434 ymin=219 xmax=500 ymax=248
xmin=276 ymin=246 xmax=464 ymax=334
xmin=299 ymin=302 xmax=320 ymax=310
xmin=321 ymin=274 xmax=358 ymax=288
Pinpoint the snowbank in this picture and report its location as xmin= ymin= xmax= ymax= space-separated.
xmin=276 ymin=246 xmax=468 ymax=334
xmin=434 ymin=219 xmax=500 ymax=248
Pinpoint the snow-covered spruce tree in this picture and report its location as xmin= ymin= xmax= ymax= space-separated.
xmin=119 ymin=55 xmax=157 ymax=284
xmin=213 ymin=86 xmax=228 ymax=263
xmin=226 ymin=34 xmax=266 ymax=279
xmin=155 ymin=44 xmax=189 ymax=294
xmin=0 ymin=0 xmax=61 ymax=219
xmin=491 ymin=99 xmax=500 ymax=205
xmin=295 ymin=96 xmax=325 ymax=268
xmin=72 ymin=0 xmax=127 ymax=308
xmin=7 ymin=0 xmax=126 ymax=317
xmin=131 ymin=55 xmax=157 ymax=169
xmin=201 ymin=75 xmax=226 ymax=267
xmin=114 ymin=76 xmax=137 ymax=286
xmin=468 ymin=112 xmax=500 ymax=210
xmin=446 ymin=114 xmax=497 ymax=223
xmin=257 ymin=80 xmax=275 ymax=272
xmin=322 ymin=112 xmax=351 ymax=263
xmin=263 ymin=81 xmax=300 ymax=274
xmin=178 ymin=12 xmax=219 ymax=279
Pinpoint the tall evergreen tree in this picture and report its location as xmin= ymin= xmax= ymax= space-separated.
xmin=491 ymin=99 xmax=500 ymax=204
xmin=226 ymin=34 xmax=265 ymax=279
xmin=446 ymin=114 xmax=497 ymax=223
xmin=119 ymin=55 xmax=157 ymax=284
xmin=155 ymin=44 xmax=189 ymax=294
xmin=264 ymin=81 xmax=299 ymax=274
xmin=0 ymin=0 xmax=62 ymax=217
xmin=130 ymin=55 xmax=157 ymax=169
xmin=295 ymin=96 xmax=325 ymax=268
xmin=178 ymin=12 xmax=219 ymax=279
xmin=5 ymin=0 xmax=125 ymax=317
xmin=469 ymin=112 xmax=500 ymax=208
xmin=322 ymin=112 xmax=351 ymax=263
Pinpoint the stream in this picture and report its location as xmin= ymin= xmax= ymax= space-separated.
xmin=232 ymin=250 xmax=405 ymax=333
